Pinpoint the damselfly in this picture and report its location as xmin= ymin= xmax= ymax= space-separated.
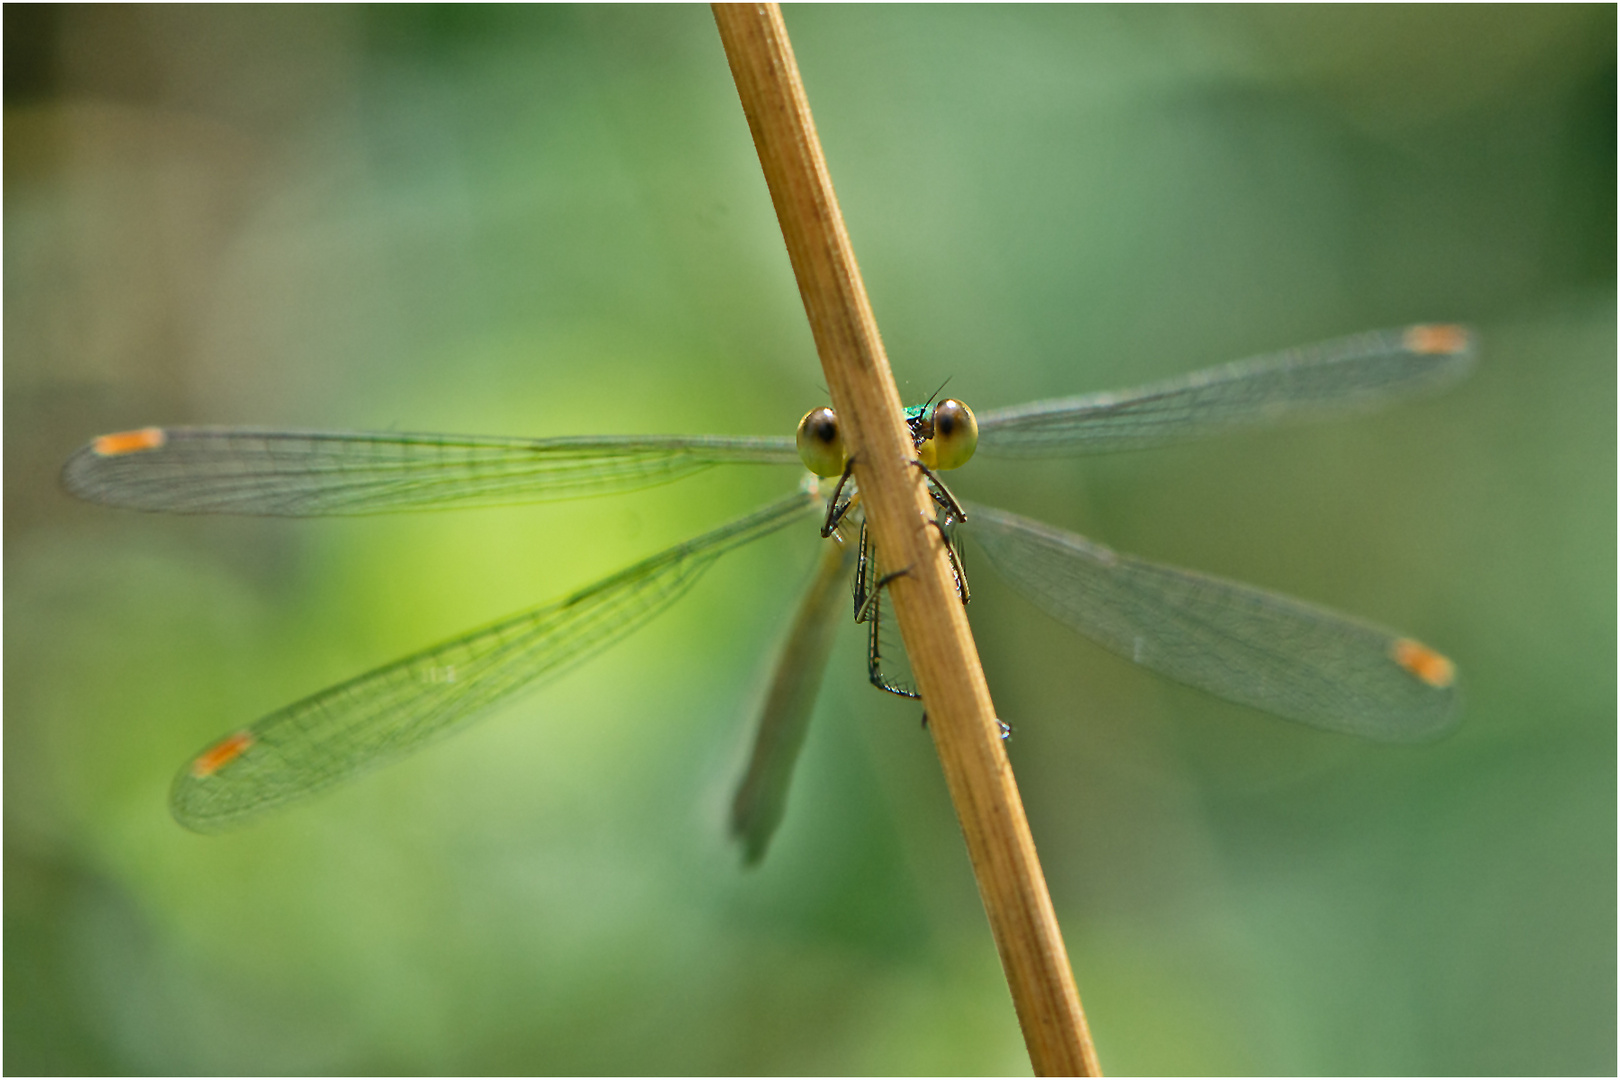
xmin=63 ymin=324 xmax=1472 ymax=859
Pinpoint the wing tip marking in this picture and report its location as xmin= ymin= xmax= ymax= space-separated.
xmin=93 ymin=427 xmax=167 ymax=456
xmin=1391 ymin=637 xmax=1456 ymax=689
xmin=191 ymin=730 xmax=255 ymax=777
xmin=1403 ymin=324 xmax=1471 ymax=357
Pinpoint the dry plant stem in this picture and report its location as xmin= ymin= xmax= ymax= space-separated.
xmin=711 ymin=5 xmax=1100 ymax=1075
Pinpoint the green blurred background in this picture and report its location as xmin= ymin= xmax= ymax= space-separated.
xmin=5 ymin=6 xmax=1614 ymax=1074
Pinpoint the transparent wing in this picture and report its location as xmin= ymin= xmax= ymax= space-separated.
xmin=966 ymin=503 xmax=1459 ymax=741
xmin=171 ymin=489 xmax=819 ymax=831
xmin=63 ymin=427 xmax=800 ymax=515
xmin=729 ymin=537 xmax=854 ymax=865
xmin=975 ymin=324 xmax=1474 ymax=456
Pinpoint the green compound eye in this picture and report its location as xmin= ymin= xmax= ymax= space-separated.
xmin=796 ymin=406 xmax=847 ymax=477
xmin=919 ymin=399 xmax=978 ymax=471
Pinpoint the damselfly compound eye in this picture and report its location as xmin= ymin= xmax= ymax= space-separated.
xmin=920 ymin=399 xmax=978 ymax=471
xmin=796 ymin=407 xmax=847 ymax=477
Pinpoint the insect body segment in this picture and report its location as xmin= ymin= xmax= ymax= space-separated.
xmin=851 ymin=508 xmax=970 ymax=700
